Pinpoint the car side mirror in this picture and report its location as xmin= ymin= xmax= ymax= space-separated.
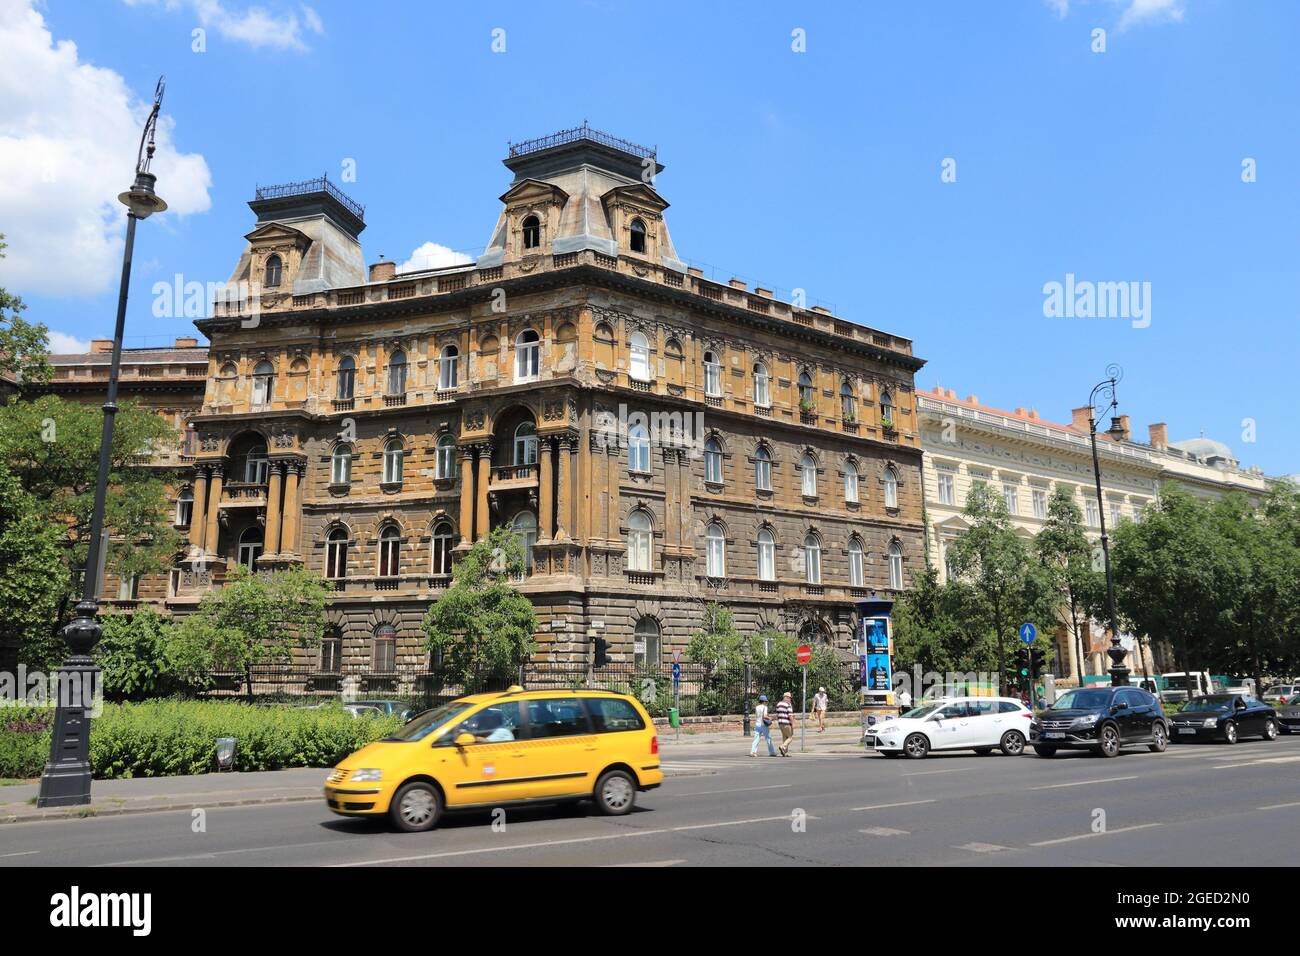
xmin=454 ymin=732 xmax=476 ymax=748
xmin=1235 ymin=700 xmax=1247 ymax=710
xmin=1112 ymin=701 xmax=1128 ymax=712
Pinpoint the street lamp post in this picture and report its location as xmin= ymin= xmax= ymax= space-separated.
xmin=37 ymin=79 xmax=168 ymax=808
xmin=1086 ymin=365 xmax=1130 ymax=689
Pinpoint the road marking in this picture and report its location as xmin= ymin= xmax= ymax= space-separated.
xmin=851 ymin=799 xmax=936 ymax=812
xmin=1030 ymin=775 xmax=1138 ymax=791
xmin=0 ymin=850 xmax=39 ymax=859
xmin=677 ymin=784 xmax=792 ymax=796
xmin=956 ymin=842 xmax=1010 ymax=853
xmin=1029 ymin=822 xmax=1161 ymax=847
xmin=671 ymin=814 xmax=812 ymax=832
xmin=901 ymin=768 xmax=969 ymax=777
xmin=606 ymin=859 xmax=685 ymax=867
xmin=98 ymin=838 xmax=347 ymax=867
xmin=1256 ymin=800 xmax=1300 ymax=811
xmin=1213 ymin=755 xmax=1300 ymax=769
xmin=860 ymin=826 xmax=909 ymax=836
xmin=332 ymin=829 xmax=671 ymax=866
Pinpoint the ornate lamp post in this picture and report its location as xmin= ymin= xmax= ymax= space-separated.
xmin=37 ymin=79 xmax=168 ymax=807
xmin=1086 ymin=365 xmax=1130 ymax=688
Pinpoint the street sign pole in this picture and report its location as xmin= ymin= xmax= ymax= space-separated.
xmin=801 ymin=665 xmax=807 ymax=753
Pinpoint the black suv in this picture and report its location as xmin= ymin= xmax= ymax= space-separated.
xmin=1030 ymin=686 xmax=1168 ymax=758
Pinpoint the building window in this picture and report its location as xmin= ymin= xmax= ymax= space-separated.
xmin=880 ymin=390 xmax=895 ymax=424
xmin=804 ymin=533 xmax=822 ymax=585
xmin=801 ymin=453 xmax=818 ymax=497
xmin=703 ymin=351 xmax=722 ymax=397
xmin=244 ymin=443 xmax=269 ymax=484
xmin=629 ymin=217 xmax=647 ymax=254
xmin=627 ymin=509 xmax=652 ymax=572
xmin=628 ymin=422 xmax=650 ymax=474
xmin=1109 ymin=502 xmax=1122 ymax=528
xmin=522 ymin=215 xmax=540 ymax=250
xmin=849 ymin=537 xmax=865 ymax=587
xmin=378 ymin=525 xmax=401 ymax=577
xmin=331 ymin=444 xmax=352 ymax=485
xmin=387 ymin=350 xmax=407 ymax=395
xmin=320 ymin=628 xmax=341 ymax=672
xmin=704 ymin=437 xmax=723 ymax=484
xmin=373 ymin=624 xmax=397 ymax=672
xmin=336 ymin=355 xmax=355 ymax=399
xmin=512 ymin=510 xmax=537 ymax=572
xmin=515 ymin=329 xmax=540 ymax=381
xmin=238 ymin=526 xmax=263 ymax=569
xmin=438 ymin=345 xmax=458 ymax=389
xmin=757 ymin=529 xmax=776 ymax=581
xmin=431 ymin=521 xmax=454 ymax=575
xmin=383 ymin=438 xmax=404 ymax=485
xmin=436 ymin=435 xmax=456 ymax=480
xmin=938 ymin=471 xmax=955 ymax=506
xmin=326 ymin=528 xmax=348 ymax=580
xmin=1003 ymin=483 xmax=1018 ymax=515
xmin=840 ymin=379 xmax=856 ymax=420
xmin=798 ymin=370 xmax=815 ymax=407
xmin=753 ymin=362 xmax=771 ymax=407
xmin=264 ymin=254 xmax=282 ymax=288
xmin=629 ymin=330 xmax=651 ymax=382
xmin=633 ymin=616 xmax=659 ymax=667
xmin=884 ymin=466 xmax=899 ymax=509
xmin=116 ymin=573 xmax=139 ymax=601
xmin=1085 ymin=497 xmax=1100 ymax=528
xmin=844 ymin=464 xmax=859 ymax=504
xmin=251 ymin=360 xmax=274 ymax=406
xmin=754 ymin=445 xmax=772 ymax=492
xmin=513 ymin=422 xmax=538 ymax=466
xmin=705 ymin=522 xmax=726 ymax=578
xmin=1032 ymin=489 xmax=1048 ymax=519
xmin=888 ymin=541 xmax=904 ymax=590
xmin=175 ymin=488 xmax=193 ymax=527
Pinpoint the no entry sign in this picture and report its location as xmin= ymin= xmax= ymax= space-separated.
xmin=796 ymin=643 xmax=812 ymax=665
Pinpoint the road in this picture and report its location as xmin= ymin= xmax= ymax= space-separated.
xmin=3 ymin=735 xmax=1298 ymax=867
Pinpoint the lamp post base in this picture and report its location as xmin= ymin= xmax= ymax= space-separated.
xmin=1107 ymin=642 xmax=1131 ymax=688
xmin=35 ymin=657 xmax=102 ymax=808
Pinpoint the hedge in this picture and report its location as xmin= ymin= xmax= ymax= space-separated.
xmin=0 ymin=700 xmax=402 ymax=780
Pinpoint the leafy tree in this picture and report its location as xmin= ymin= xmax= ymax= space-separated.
xmin=96 ymin=607 xmax=179 ymax=700
xmin=0 ymin=234 xmax=52 ymax=388
xmin=0 ymin=462 xmax=65 ymax=671
xmin=167 ymin=565 xmax=330 ymax=700
xmin=1035 ymin=486 xmax=1105 ymax=684
xmin=422 ymin=528 xmax=538 ymax=691
xmin=686 ymin=602 xmax=747 ymax=687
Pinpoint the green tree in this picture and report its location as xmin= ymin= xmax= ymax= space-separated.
xmin=891 ymin=564 xmax=985 ymax=675
xmin=0 ymin=462 xmax=65 ymax=671
xmin=1035 ymin=485 xmax=1105 ymax=684
xmin=422 ymin=528 xmax=538 ymax=691
xmin=96 ymin=607 xmax=178 ymax=700
xmin=0 ymin=234 xmax=53 ymax=388
xmin=686 ymin=602 xmax=747 ymax=687
xmin=166 ymin=565 xmax=330 ymax=700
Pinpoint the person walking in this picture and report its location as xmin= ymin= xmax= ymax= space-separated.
xmin=776 ymin=691 xmax=796 ymax=756
xmin=750 ymin=694 xmax=777 ymax=757
xmin=897 ymin=687 xmax=913 ymax=716
xmin=812 ymin=686 xmax=829 ymax=733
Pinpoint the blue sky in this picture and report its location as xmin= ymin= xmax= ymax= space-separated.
xmin=3 ymin=0 xmax=1297 ymax=476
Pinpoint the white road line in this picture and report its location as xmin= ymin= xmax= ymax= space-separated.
xmin=860 ymin=826 xmax=909 ymax=836
xmin=676 ymin=784 xmax=792 ymax=796
xmin=956 ymin=842 xmax=1010 ymax=853
xmin=901 ymin=768 xmax=969 ymax=777
xmin=1257 ymin=801 xmax=1300 ymax=811
xmin=0 ymin=850 xmax=39 ymax=859
xmin=1031 ymin=775 xmax=1138 ymax=790
xmin=851 ymin=799 xmax=937 ymax=812
xmin=1213 ymin=755 xmax=1300 ymax=769
xmin=1029 ymin=822 xmax=1161 ymax=847
xmin=606 ymin=859 xmax=685 ymax=867
xmin=671 ymin=814 xmax=811 ymax=832
xmin=332 ymin=829 xmax=670 ymax=866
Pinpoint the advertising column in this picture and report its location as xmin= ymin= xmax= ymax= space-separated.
xmin=856 ymin=599 xmax=896 ymax=737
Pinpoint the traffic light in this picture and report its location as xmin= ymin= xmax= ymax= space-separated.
xmin=1030 ymin=648 xmax=1047 ymax=679
xmin=1015 ymin=647 xmax=1031 ymax=679
xmin=594 ymin=636 xmax=609 ymax=668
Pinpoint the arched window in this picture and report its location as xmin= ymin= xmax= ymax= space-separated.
xmin=703 ymin=350 xmax=722 ymax=397
xmin=798 ymin=370 xmax=815 ymax=407
xmin=387 ymin=350 xmax=407 ymax=395
xmin=238 ymin=526 xmax=263 ymax=570
xmin=754 ymin=445 xmax=772 ymax=492
xmin=705 ymin=522 xmax=727 ymax=578
xmin=438 ymin=345 xmax=459 ymax=390
xmin=628 ymin=422 xmax=650 ymax=473
xmin=844 ymin=461 xmax=859 ymax=504
xmin=512 ymin=510 xmax=537 ymax=572
xmin=634 ymin=616 xmax=659 ymax=667
xmin=522 ymin=215 xmax=540 ymax=250
xmin=243 ymin=442 xmax=269 ymax=484
xmin=627 ymin=509 xmax=652 ymax=572
xmin=264 ymin=254 xmax=282 ymax=288
xmin=629 ymin=218 xmax=647 ymax=254
xmin=888 ymin=541 xmax=904 ymax=590
xmin=513 ymin=421 xmax=537 ymax=466
xmin=758 ymin=528 xmax=776 ymax=582
xmin=331 ymin=443 xmax=352 ymax=485
xmin=175 ymin=488 xmax=193 ymax=527
xmin=326 ymin=528 xmax=348 ymax=580
xmin=336 ymin=355 xmax=355 ymax=400
xmin=436 ymin=435 xmax=456 ymax=480
xmin=378 ymin=525 xmax=401 ymax=577
xmin=849 ymin=536 xmax=865 ymax=587
xmin=251 ymin=360 xmax=274 ymax=406
xmin=373 ymin=623 xmax=397 ymax=672
xmin=383 ymin=438 xmax=404 ymax=485
xmin=840 ymin=379 xmax=856 ymax=420
xmin=801 ymin=453 xmax=818 ymax=497
xmin=880 ymin=389 xmax=895 ymax=424
xmin=884 ymin=466 xmax=899 ymax=509
xmin=515 ymin=329 xmax=540 ymax=381
xmin=704 ymin=437 xmax=723 ymax=484
xmin=804 ymin=532 xmax=822 ymax=585
xmin=753 ymin=362 xmax=771 ymax=408
xmin=629 ymin=330 xmax=651 ymax=382
xmin=431 ymin=521 xmax=454 ymax=576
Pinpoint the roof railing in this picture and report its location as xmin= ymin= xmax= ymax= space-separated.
xmin=507 ymin=122 xmax=656 ymax=160
xmin=253 ymin=175 xmax=365 ymax=221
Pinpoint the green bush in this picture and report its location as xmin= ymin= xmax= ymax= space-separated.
xmin=0 ymin=700 xmax=401 ymax=779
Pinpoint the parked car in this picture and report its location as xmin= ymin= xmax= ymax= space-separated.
xmin=1262 ymin=684 xmax=1298 ymax=707
xmin=1159 ymin=671 xmax=1216 ymax=706
xmin=351 ymin=700 xmax=417 ymax=721
xmin=1168 ymin=694 xmax=1278 ymax=744
xmin=324 ymin=687 xmax=662 ymax=832
xmin=1030 ymin=686 xmax=1168 ymax=758
xmin=299 ymin=703 xmax=384 ymax=718
xmin=1275 ymin=697 xmax=1300 ymax=735
xmin=866 ymin=697 xmax=1034 ymax=759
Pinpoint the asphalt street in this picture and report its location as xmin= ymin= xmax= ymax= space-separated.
xmin=3 ymin=734 xmax=1298 ymax=866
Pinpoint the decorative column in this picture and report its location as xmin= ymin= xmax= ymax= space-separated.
xmin=556 ymin=433 xmax=573 ymax=538
xmin=279 ymin=462 xmax=302 ymax=558
xmin=204 ymin=467 xmax=224 ymax=558
xmin=458 ymin=446 xmax=476 ymax=547
xmin=475 ymin=442 xmax=493 ymax=540
xmin=538 ymin=437 xmax=554 ymax=541
xmin=188 ymin=467 xmax=209 ymax=551
xmin=263 ymin=462 xmax=285 ymax=557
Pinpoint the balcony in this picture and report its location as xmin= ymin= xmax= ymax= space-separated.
xmin=383 ymin=394 xmax=407 ymax=408
xmin=222 ymin=481 xmax=268 ymax=507
xmin=491 ymin=463 xmax=539 ymax=490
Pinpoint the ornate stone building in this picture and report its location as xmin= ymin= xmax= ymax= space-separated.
xmin=170 ymin=126 xmax=927 ymax=671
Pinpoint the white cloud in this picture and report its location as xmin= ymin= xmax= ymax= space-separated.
xmin=0 ymin=0 xmax=212 ymax=297
xmin=47 ymin=330 xmax=91 ymax=353
xmin=122 ymin=0 xmax=325 ymax=52
xmin=1044 ymin=0 xmax=1070 ymax=18
xmin=1117 ymin=0 xmax=1185 ymax=30
xmin=396 ymin=242 xmax=474 ymax=275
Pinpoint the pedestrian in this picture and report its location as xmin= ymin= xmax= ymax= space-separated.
xmin=897 ymin=687 xmax=913 ymax=716
xmin=750 ymin=694 xmax=777 ymax=757
xmin=776 ymin=691 xmax=796 ymax=756
xmin=812 ymin=686 xmax=829 ymax=733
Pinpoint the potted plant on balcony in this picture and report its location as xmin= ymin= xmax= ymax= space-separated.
xmin=879 ymin=416 xmax=896 ymax=433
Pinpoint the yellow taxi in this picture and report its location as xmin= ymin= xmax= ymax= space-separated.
xmin=324 ymin=686 xmax=663 ymax=831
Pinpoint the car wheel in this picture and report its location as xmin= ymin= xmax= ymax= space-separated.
xmin=389 ymin=781 xmax=440 ymax=833
xmin=1098 ymin=724 xmax=1121 ymax=758
xmin=999 ymin=731 xmax=1025 ymax=756
xmin=1033 ymin=745 xmax=1057 ymax=757
xmin=594 ymin=769 xmax=637 ymax=816
xmin=1263 ymin=719 xmax=1278 ymax=741
xmin=903 ymin=733 xmax=929 ymax=759
xmin=1148 ymin=722 xmax=1168 ymax=753
xmin=1223 ymin=721 xmax=1238 ymax=745
xmin=972 ymin=747 xmax=993 ymax=756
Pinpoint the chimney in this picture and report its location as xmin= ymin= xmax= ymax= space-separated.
xmin=1070 ymin=406 xmax=1092 ymax=431
xmin=728 ymin=278 xmax=747 ymax=291
xmin=369 ymin=260 xmax=396 ymax=283
xmin=965 ymin=394 xmax=979 ymax=405
xmin=1109 ymin=414 xmax=1131 ymax=442
xmin=1013 ymin=406 xmax=1028 ymax=417
xmin=687 ymin=267 xmax=704 ymax=278
xmin=1148 ymin=422 xmax=1168 ymax=450
xmin=174 ymin=337 xmax=198 ymax=348
xmin=90 ymin=339 xmax=113 ymax=354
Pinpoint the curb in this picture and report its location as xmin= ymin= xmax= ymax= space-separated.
xmin=0 ymin=791 xmax=321 ymax=826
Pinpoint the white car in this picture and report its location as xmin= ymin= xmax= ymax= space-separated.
xmin=866 ymin=697 xmax=1034 ymax=759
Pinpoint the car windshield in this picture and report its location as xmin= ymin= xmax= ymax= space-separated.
xmin=899 ymin=703 xmax=942 ymax=720
xmin=1185 ymin=695 xmax=1233 ymax=712
xmin=1051 ymin=689 xmax=1112 ymax=710
xmin=1265 ymin=686 xmax=1290 ymax=696
xmin=381 ymin=701 xmax=475 ymax=742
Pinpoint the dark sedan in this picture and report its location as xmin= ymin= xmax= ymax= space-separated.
xmin=1167 ymin=694 xmax=1278 ymax=744
xmin=1276 ymin=698 xmax=1300 ymax=734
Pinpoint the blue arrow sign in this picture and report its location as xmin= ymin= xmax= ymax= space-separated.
xmin=671 ymin=662 xmax=681 ymax=686
xmin=1019 ymin=622 xmax=1037 ymax=645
